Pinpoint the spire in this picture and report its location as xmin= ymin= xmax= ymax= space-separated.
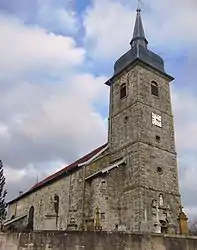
xmin=130 ymin=8 xmax=148 ymax=48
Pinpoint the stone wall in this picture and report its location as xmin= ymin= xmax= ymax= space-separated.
xmin=7 ymin=152 xmax=110 ymax=232
xmin=7 ymin=168 xmax=85 ymax=231
xmin=0 ymin=231 xmax=197 ymax=250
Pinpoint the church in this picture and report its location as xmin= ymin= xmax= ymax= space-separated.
xmin=4 ymin=8 xmax=184 ymax=234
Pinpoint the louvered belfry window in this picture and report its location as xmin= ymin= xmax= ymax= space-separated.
xmin=151 ymin=81 xmax=159 ymax=97
xmin=120 ymin=83 xmax=127 ymax=99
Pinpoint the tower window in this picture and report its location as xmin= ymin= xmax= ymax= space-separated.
xmin=101 ymin=213 xmax=105 ymax=219
xmin=155 ymin=135 xmax=161 ymax=142
xmin=157 ymin=167 xmax=163 ymax=175
xmin=124 ymin=116 xmax=128 ymax=123
xmin=151 ymin=81 xmax=159 ymax=97
xmin=120 ymin=83 xmax=127 ymax=99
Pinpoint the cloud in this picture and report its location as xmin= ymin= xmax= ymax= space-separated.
xmin=4 ymin=159 xmax=69 ymax=200
xmin=36 ymin=1 xmax=78 ymax=35
xmin=1 ymin=74 xmax=108 ymax=169
xmin=83 ymin=0 xmax=135 ymax=60
xmin=145 ymin=0 xmax=197 ymax=47
xmin=0 ymin=14 xmax=84 ymax=80
xmin=83 ymin=0 xmax=197 ymax=60
xmin=0 ymin=14 xmax=108 ymax=200
xmin=172 ymin=86 xmax=197 ymax=220
xmin=0 ymin=0 xmax=78 ymax=35
xmin=173 ymin=88 xmax=197 ymax=152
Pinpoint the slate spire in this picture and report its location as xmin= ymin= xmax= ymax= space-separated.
xmin=130 ymin=8 xmax=148 ymax=48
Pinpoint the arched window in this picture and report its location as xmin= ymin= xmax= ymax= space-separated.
xmin=120 ymin=83 xmax=127 ymax=99
xmin=151 ymin=81 xmax=159 ymax=97
xmin=27 ymin=206 xmax=34 ymax=230
xmin=53 ymin=195 xmax=60 ymax=215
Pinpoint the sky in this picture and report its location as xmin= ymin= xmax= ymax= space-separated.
xmin=0 ymin=0 xmax=197 ymax=222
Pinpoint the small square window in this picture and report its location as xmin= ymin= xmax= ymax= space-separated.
xmin=101 ymin=213 xmax=105 ymax=219
xmin=155 ymin=135 xmax=161 ymax=142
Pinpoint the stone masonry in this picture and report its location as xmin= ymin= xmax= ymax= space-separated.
xmin=108 ymin=62 xmax=181 ymax=232
xmin=1 ymin=232 xmax=197 ymax=250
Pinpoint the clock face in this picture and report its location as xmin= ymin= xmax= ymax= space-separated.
xmin=152 ymin=112 xmax=162 ymax=127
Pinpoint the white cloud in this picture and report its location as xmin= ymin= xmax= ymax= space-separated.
xmin=0 ymin=14 xmax=108 ymax=200
xmin=171 ymin=86 xmax=197 ymax=218
xmin=5 ymin=167 xmax=27 ymax=184
xmin=4 ymin=164 xmax=48 ymax=200
xmin=11 ymin=74 xmax=108 ymax=159
xmin=83 ymin=0 xmax=197 ymax=59
xmin=0 ymin=14 xmax=85 ymax=79
xmin=37 ymin=3 xmax=78 ymax=34
xmin=144 ymin=0 xmax=197 ymax=49
xmin=172 ymin=87 xmax=197 ymax=153
xmin=83 ymin=0 xmax=135 ymax=59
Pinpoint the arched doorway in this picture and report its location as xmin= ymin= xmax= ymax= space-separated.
xmin=27 ymin=206 xmax=34 ymax=230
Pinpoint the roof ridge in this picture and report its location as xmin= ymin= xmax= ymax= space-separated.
xmin=8 ymin=143 xmax=108 ymax=204
xmin=30 ymin=142 xmax=108 ymax=191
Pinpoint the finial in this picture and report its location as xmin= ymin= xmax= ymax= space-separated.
xmin=137 ymin=0 xmax=142 ymax=12
xmin=179 ymin=205 xmax=184 ymax=213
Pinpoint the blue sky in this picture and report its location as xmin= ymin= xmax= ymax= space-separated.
xmin=0 ymin=0 xmax=197 ymax=222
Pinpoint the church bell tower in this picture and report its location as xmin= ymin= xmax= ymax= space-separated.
xmin=105 ymin=8 xmax=181 ymax=233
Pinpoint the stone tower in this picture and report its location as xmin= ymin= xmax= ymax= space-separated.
xmin=105 ymin=9 xmax=181 ymax=233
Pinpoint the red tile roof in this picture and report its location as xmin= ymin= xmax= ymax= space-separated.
xmin=8 ymin=143 xmax=108 ymax=205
